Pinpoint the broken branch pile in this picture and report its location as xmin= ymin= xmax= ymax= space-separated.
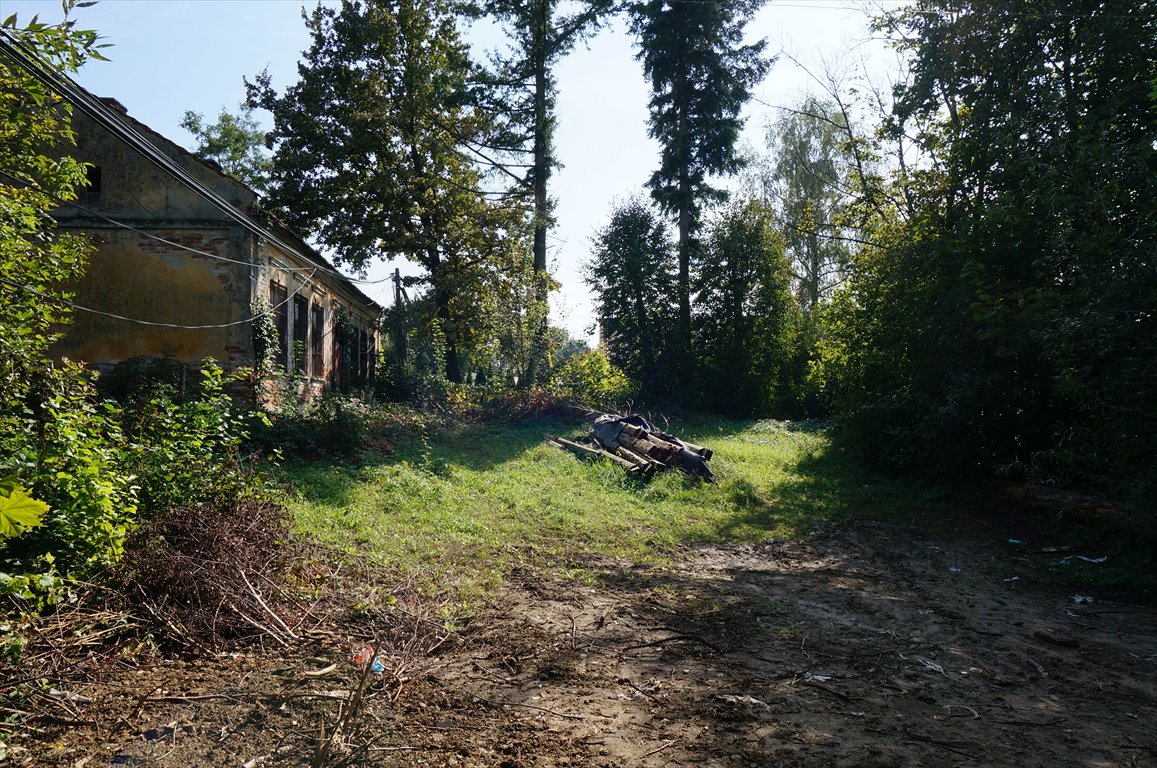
xmin=549 ymin=414 xmax=715 ymax=482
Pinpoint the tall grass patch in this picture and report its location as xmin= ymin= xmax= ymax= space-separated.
xmin=284 ymin=416 xmax=934 ymax=600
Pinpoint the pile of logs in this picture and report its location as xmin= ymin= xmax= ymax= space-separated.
xmin=548 ymin=413 xmax=715 ymax=482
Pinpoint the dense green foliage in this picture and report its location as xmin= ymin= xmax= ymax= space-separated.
xmin=585 ymin=197 xmax=675 ymax=394
xmin=179 ymin=103 xmax=273 ymax=193
xmin=817 ymin=0 xmax=1156 ymax=504
xmin=694 ymin=200 xmax=795 ymax=415
xmin=549 ymin=348 xmax=634 ymax=407
xmin=1 ymin=7 xmax=122 ymax=600
xmin=581 ymin=0 xmax=1152 ymax=507
xmin=750 ymin=96 xmax=855 ymax=314
xmin=248 ymin=0 xmax=529 ymax=383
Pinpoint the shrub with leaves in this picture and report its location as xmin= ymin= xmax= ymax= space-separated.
xmin=117 ymin=361 xmax=266 ymax=515
xmin=550 ymin=349 xmax=636 ymax=409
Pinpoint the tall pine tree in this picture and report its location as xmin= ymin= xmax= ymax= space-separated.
xmin=628 ymin=0 xmax=770 ymax=378
xmin=470 ymin=0 xmax=614 ymax=385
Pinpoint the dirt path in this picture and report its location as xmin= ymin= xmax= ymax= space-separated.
xmin=15 ymin=521 xmax=1156 ymax=767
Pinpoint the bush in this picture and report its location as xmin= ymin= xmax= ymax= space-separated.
xmin=550 ymin=350 xmax=636 ymax=409
xmin=1 ymin=362 xmax=137 ymax=598
xmin=117 ymin=361 xmax=265 ymax=515
xmin=1 ymin=360 xmax=270 ymax=608
xmin=250 ymin=392 xmax=398 ymax=460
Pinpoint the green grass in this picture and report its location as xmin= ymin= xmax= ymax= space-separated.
xmin=282 ymin=415 xmax=939 ymax=601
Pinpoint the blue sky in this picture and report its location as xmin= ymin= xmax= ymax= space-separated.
xmin=4 ymin=0 xmax=898 ymax=341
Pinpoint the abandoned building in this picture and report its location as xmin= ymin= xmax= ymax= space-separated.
xmin=49 ymin=95 xmax=382 ymax=397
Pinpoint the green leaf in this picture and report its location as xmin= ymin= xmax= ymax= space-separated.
xmin=0 ymin=485 xmax=49 ymax=539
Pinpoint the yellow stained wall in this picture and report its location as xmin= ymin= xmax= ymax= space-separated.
xmin=50 ymin=101 xmax=380 ymax=388
xmin=53 ymin=227 xmax=253 ymax=369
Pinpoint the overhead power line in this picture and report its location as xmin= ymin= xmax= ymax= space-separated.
xmin=1 ymin=269 xmax=318 ymax=330
xmin=0 ymin=168 xmax=335 ymax=278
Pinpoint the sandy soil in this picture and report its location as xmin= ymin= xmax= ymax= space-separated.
xmin=12 ymin=520 xmax=1156 ymax=767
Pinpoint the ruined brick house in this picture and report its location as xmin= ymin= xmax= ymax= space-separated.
xmin=50 ymin=96 xmax=381 ymax=396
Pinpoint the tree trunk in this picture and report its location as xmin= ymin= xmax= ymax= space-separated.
xmin=674 ymin=42 xmax=693 ymax=381
xmin=429 ymin=253 xmax=462 ymax=384
xmin=524 ymin=0 xmax=552 ymax=387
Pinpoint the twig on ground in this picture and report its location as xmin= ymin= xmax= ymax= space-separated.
xmin=642 ymin=740 xmax=677 ymax=758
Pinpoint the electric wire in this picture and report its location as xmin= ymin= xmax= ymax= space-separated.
xmin=0 ymin=269 xmax=317 ymax=330
xmin=0 ymin=168 xmax=333 ymax=278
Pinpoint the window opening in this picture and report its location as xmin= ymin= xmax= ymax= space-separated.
xmin=77 ymin=165 xmax=102 ymax=205
xmin=293 ymin=294 xmax=309 ymax=375
xmin=270 ymin=281 xmax=288 ymax=372
xmin=311 ymin=302 xmax=324 ymax=378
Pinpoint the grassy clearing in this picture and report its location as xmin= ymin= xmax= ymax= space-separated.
xmin=282 ymin=415 xmax=939 ymax=603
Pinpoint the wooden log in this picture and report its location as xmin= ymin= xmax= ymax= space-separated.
xmin=619 ymin=433 xmax=676 ymax=464
xmin=614 ymin=445 xmax=660 ymax=475
xmin=553 ymin=436 xmax=642 ymax=474
xmin=620 ymin=423 xmax=681 ymax=453
xmin=655 ymin=431 xmax=713 ymax=460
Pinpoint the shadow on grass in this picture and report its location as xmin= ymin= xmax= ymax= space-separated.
xmin=419 ymin=417 xmax=581 ymax=472
xmin=282 ymin=416 xmax=585 ymax=507
xmin=710 ymin=446 xmax=939 ymax=543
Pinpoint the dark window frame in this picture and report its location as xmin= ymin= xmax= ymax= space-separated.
xmin=310 ymin=301 xmax=324 ymax=378
xmin=292 ymin=293 xmax=309 ymax=375
xmin=270 ymin=281 xmax=289 ymax=372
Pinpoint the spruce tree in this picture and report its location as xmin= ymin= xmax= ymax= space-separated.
xmin=628 ymin=0 xmax=771 ymax=379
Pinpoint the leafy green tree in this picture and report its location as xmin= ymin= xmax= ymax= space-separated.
xmin=628 ymin=0 xmax=771 ymax=370
xmin=740 ymin=96 xmax=863 ymax=415
xmin=585 ymin=197 xmax=676 ymax=394
xmin=180 ymin=103 xmax=273 ymax=193
xmin=469 ymin=0 xmax=614 ymax=385
xmin=550 ymin=348 xmax=634 ymax=406
xmin=693 ymin=199 xmax=794 ymax=416
xmin=248 ymin=0 xmax=524 ymax=383
xmin=828 ymin=0 xmax=1157 ymax=502
xmin=754 ymin=96 xmax=855 ymax=314
xmin=0 ymin=6 xmax=141 ymax=594
xmin=1 ymin=8 xmax=103 ymax=469
xmin=1 ymin=10 xmax=103 ymax=420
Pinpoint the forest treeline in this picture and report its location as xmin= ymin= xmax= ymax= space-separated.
xmin=2 ymin=0 xmax=1154 ymax=604
xmin=591 ymin=0 xmax=1155 ymax=509
xmin=183 ymin=0 xmax=1157 ymax=508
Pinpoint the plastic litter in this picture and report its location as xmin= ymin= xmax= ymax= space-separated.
xmin=1059 ymin=554 xmax=1108 ymax=566
xmin=353 ymin=646 xmax=384 ymax=674
xmin=1072 ymin=594 xmax=1095 ymax=604
xmin=1008 ymin=539 xmax=1022 ymax=545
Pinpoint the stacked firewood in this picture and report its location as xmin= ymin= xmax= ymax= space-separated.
xmin=548 ymin=414 xmax=715 ymax=481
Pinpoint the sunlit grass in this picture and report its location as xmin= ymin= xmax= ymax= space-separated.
xmin=283 ymin=415 xmax=938 ymax=601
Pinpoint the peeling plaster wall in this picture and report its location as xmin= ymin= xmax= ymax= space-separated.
xmin=53 ymin=227 xmax=254 ymax=369
xmin=50 ymin=101 xmax=380 ymax=393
